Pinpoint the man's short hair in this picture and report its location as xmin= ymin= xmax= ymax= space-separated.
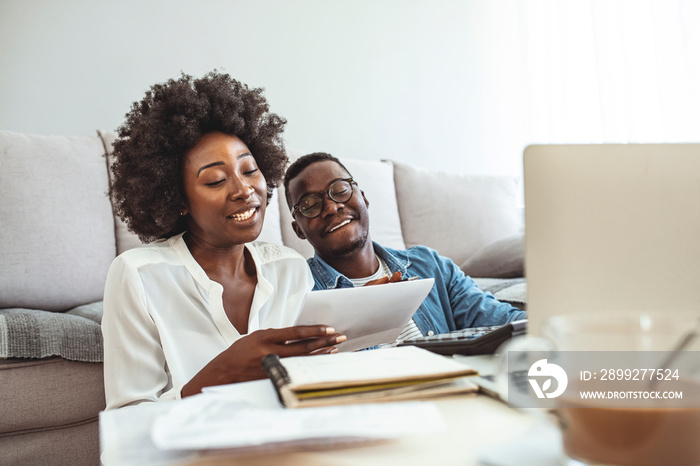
xmin=283 ymin=152 xmax=353 ymax=209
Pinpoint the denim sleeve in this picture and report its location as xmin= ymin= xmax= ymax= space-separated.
xmin=437 ymin=250 xmax=527 ymax=328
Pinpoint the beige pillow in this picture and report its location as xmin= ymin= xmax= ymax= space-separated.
xmin=0 ymin=131 xmax=116 ymax=311
xmin=391 ymin=160 xmax=521 ymax=266
xmin=256 ymin=187 xmax=284 ymax=245
xmin=460 ymin=234 xmax=524 ymax=278
xmin=279 ymin=152 xmax=406 ymax=259
xmin=98 ymin=130 xmax=143 ymax=254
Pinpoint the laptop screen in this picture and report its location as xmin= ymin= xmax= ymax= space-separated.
xmin=523 ymin=144 xmax=700 ymax=336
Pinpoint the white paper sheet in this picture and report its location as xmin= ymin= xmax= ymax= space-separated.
xmin=477 ymin=418 xmax=562 ymax=466
xmin=295 ymin=278 xmax=435 ymax=351
xmin=151 ymin=395 xmax=446 ymax=450
xmin=201 ymin=378 xmax=282 ymax=407
xmin=100 ymin=401 xmax=198 ymax=466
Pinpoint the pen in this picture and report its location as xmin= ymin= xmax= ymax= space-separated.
xmin=400 ymin=276 xmax=421 ymax=282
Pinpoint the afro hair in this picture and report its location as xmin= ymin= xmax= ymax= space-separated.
xmin=109 ymin=71 xmax=288 ymax=242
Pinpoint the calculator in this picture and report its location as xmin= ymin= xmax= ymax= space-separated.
xmin=396 ymin=319 xmax=527 ymax=356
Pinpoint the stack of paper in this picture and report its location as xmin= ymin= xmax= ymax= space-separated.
xmin=264 ymin=346 xmax=479 ymax=408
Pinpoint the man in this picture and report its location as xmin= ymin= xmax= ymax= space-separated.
xmin=283 ymin=152 xmax=526 ymax=339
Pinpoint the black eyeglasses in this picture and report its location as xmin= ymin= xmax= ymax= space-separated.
xmin=292 ymin=178 xmax=356 ymax=218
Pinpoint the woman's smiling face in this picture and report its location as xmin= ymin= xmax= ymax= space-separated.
xmin=181 ymin=132 xmax=267 ymax=248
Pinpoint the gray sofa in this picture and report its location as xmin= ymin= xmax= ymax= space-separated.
xmin=0 ymin=130 xmax=526 ymax=466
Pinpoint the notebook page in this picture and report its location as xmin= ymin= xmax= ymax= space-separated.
xmin=281 ymin=346 xmax=475 ymax=389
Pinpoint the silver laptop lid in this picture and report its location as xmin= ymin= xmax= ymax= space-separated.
xmin=524 ymin=144 xmax=700 ymax=336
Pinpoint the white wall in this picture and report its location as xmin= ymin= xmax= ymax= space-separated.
xmin=2 ymin=0 xmax=699 ymax=178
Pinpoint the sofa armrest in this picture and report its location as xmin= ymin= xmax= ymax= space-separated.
xmin=472 ymin=277 xmax=527 ymax=310
xmin=460 ymin=234 xmax=524 ymax=279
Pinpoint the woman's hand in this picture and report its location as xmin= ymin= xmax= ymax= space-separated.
xmin=182 ymin=325 xmax=345 ymax=397
xmin=364 ymin=271 xmax=403 ymax=286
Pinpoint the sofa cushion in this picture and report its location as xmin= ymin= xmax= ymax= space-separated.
xmin=279 ymin=150 xmax=406 ymax=259
xmin=0 ymin=419 xmax=99 ymax=466
xmin=460 ymin=233 xmax=524 ymax=278
xmin=0 ymin=302 xmax=103 ymax=362
xmin=0 ymin=357 xmax=104 ymax=436
xmin=0 ymin=131 xmax=116 ymax=311
xmin=390 ymin=160 xmax=521 ymax=267
xmin=257 ymin=187 xmax=284 ymax=245
xmin=97 ymin=130 xmax=143 ymax=255
xmin=98 ymin=130 xmax=284 ymax=251
xmin=472 ymin=277 xmax=527 ymax=310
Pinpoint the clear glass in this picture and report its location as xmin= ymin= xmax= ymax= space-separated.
xmin=495 ymin=312 xmax=700 ymax=466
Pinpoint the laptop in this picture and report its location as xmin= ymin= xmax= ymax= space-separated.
xmin=523 ymin=144 xmax=700 ymax=336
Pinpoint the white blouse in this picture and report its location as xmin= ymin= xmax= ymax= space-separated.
xmin=102 ymin=233 xmax=314 ymax=409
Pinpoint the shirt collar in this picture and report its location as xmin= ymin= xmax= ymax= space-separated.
xmin=374 ymin=242 xmax=410 ymax=275
xmin=308 ymin=242 xmax=410 ymax=289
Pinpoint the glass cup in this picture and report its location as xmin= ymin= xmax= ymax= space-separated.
xmin=495 ymin=312 xmax=700 ymax=466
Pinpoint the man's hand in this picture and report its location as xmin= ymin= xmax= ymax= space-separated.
xmin=364 ymin=271 xmax=403 ymax=286
xmin=182 ymin=325 xmax=346 ymax=397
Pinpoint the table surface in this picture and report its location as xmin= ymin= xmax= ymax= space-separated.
xmin=100 ymin=357 xmax=561 ymax=466
xmin=187 ymin=396 xmax=535 ymax=466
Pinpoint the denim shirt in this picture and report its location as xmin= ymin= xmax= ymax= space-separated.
xmin=307 ymin=242 xmax=527 ymax=335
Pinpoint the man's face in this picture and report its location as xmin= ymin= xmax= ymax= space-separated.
xmin=288 ymin=160 xmax=371 ymax=260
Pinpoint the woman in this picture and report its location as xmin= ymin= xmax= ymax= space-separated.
xmin=103 ymin=71 xmax=345 ymax=409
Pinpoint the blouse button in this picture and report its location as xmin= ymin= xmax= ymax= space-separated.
xmin=427 ymin=330 xmax=434 ymax=336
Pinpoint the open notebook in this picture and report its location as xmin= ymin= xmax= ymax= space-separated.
xmin=263 ymin=346 xmax=478 ymax=408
